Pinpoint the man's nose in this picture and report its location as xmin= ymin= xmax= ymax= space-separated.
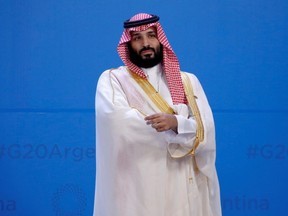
xmin=142 ymin=36 xmax=150 ymax=47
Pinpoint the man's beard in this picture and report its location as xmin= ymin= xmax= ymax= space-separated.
xmin=128 ymin=43 xmax=163 ymax=68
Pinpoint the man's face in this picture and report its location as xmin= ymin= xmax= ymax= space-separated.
xmin=128 ymin=27 xmax=163 ymax=68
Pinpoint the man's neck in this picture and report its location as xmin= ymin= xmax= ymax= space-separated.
xmin=141 ymin=63 xmax=162 ymax=77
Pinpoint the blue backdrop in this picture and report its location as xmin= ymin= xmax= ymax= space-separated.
xmin=1 ymin=0 xmax=288 ymax=215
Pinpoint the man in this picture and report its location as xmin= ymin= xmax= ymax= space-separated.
xmin=94 ymin=13 xmax=221 ymax=216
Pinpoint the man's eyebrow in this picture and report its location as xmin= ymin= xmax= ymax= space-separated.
xmin=131 ymin=32 xmax=140 ymax=36
xmin=147 ymin=30 xmax=156 ymax=33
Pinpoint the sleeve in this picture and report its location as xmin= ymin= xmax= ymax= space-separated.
xmin=96 ymin=70 xmax=160 ymax=151
xmin=96 ymin=70 xmax=173 ymax=215
xmin=164 ymin=103 xmax=197 ymax=158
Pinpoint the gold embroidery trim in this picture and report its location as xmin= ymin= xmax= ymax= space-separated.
xmin=128 ymin=68 xmax=175 ymax=114
xmin=181 ymin=72 xmax=204 ymax=156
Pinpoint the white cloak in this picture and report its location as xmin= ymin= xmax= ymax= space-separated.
xmin=94 ymin=65 xmax=221 ymax=216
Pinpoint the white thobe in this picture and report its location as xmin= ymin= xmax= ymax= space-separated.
xmin=94 ymin=65 xmax=221 ymax=216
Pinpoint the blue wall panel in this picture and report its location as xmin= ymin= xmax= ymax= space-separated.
xmin=1 ymin=0 xmax=287 ymax=215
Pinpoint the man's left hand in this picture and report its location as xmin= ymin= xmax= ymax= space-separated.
xmin=144 ymin=113 xmax=178 ymax=133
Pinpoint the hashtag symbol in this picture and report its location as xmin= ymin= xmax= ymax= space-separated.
xmin=0 ymin=145 xmax=5 ymax=159
xmin=247 ymin=144 xmax=258 ymax=159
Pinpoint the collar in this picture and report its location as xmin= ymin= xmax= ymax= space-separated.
xmin=141 ymin=64 xmax=163 ymax=79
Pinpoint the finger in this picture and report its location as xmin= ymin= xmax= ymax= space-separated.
xmin=145 ymin=118 xmax=159 ymax=126
xmin=146 ymin=120 xmax=152 ymax=125
xmin=152 ymin=122 xmax=167 ymax=131
xmin=155 ymin=126 xmax=167 ymax=132
xmin=152 ymin=122 xmax=159 ymax=129
xmin=146 ymin=119 xmax=159 ymax=125
xmin=144 ymin=113 xmax=161 ymax=121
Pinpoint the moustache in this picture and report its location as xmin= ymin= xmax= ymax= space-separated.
xmin=140 ymin=47 xmax=155 ymax=54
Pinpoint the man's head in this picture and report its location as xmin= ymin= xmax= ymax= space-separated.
xmin=117 ymin=13 xmax=187 ymax=104
xmin=118 ymin=13 xmax=174 ymax=75
xmin=128 ymin=27 xmax=163 ymax=68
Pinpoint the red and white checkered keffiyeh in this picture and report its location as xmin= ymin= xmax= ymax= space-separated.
xmin=117 ymin=13 xmax=187 ymax=105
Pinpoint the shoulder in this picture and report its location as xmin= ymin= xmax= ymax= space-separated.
xmin=99 ymin=66 xmax=129 ymax=80
xmin=181 ymin=71 xmax=201 ymax=86
xmin=98 ymin=66 xmax=128 ymax=82
xmin=99 ymin=66 xmax=125 ymax=77
xmin=96 ymin=66 xmax=133 ymax=92
xmin=180 ymin=71 xmax=209 ymax=98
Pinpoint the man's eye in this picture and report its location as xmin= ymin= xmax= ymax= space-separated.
xmin=133 ymin=36 xmax=141 ymax=41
